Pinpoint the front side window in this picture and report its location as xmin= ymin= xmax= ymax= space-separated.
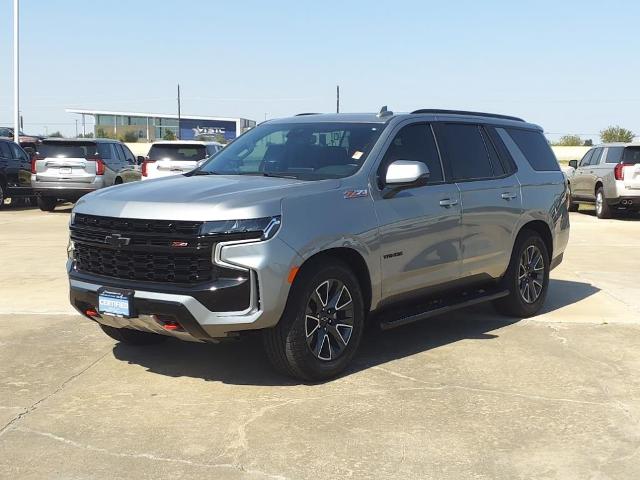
xmin=579 ymin=149 xmax=593 ymax=167
xmin=380 ymin=123 xmax=443 ymax=183
xmin=198 ymin=122 xmax=383 ymax=180
xmin=437 ymin=123 xmax=494 ymax=181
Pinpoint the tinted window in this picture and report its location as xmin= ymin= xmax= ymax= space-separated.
xmin=481 ymin=128 xmax=505 ymax=176
xmin=0 ymin=142 xmax=11 ymax=158
xmin=122 ymin=145 xmax=135 ymax=163
xmin=199 ymin=122 xmax=383 ymax=180
xmin=40 ymin=141 xmax=98 ymax=158
xmin=113 ymin=144 xmax=126 ymax=163
xmin=485 ymin=127 xmax=517 ymax=175
xmin=437 ymin=124 xmax=494 ymax=180
xmin=589 ymin=148 xmax=603 ymax=166
xmin=579 ymin=149 xmax=593 ymax=167
xmin=605 ymin=147 xmax=624 ymax=163
xmin=96 ymin=143 xmax=113 ymax=159
xmin=622 ymin=146 xmax=640 ymax=164
xmin=149 ymin=144 xmax=208 ymax=161
xmin=505 ymin=128 xmax=559 ymax=171
xmin=8 ymin=142 xmax=26 ymax=159
xmin=381 ymin=124 xmax=443 ymax=183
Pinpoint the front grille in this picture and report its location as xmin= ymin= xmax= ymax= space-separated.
xmin=71 ymin=213 xmax=217 ymax=284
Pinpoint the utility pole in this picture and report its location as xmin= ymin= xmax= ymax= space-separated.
xmin=13 ymin=0 xmax=19 ymax=143
xmin=177 ymin=84 xmax=181 ymax=140
xmin=336 ymin=85 xmax=340 ymax=114
xmin=75 ymin=120 xmax=78 ymax=137
xmin=82 ymin=114 xmax=86 ymax=137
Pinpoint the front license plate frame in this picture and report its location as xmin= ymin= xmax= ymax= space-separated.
xmin=97 ymin=287 xmax=135 ymax=318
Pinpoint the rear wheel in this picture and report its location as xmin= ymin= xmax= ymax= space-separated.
xmin=37 ymin=196 xmax=57 ymax=212
xmin=263 ymin=259 xmax=365 ymax=381
xmin=595 ymin=187 xmax=612 ymax=219
xmin=99 ymin=324 xmax=167 ymax=345
xmin=493 ymin=230 xmax=550 ymax=318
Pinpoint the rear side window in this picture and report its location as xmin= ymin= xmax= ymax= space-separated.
xmin=381 ymin=124 xmax=444 ymax=183
xmin=437 ymin=123 xmax=494 ymax=181
xmin=605 ymin=147 xmax=624 ymax=163
xmin=0 ymin=142 xmax=11 ymax=158
xmin=505 ymin=128 xmax=559 ymax=171
xmin=589 ymin=148 xmax=603 ymax=166
xmin=97 ymin=143 xmax=113 ymax=159
xmin=149 ymin=144 xmax=207 ymax=161
xmin=39 ymin=141 xmax=98 ymax=158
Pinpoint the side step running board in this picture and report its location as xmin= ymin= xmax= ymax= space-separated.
xmin=379 ymin=289 xmax=510 ymax=331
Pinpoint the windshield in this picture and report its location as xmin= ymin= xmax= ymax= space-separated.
xmin=197 ymin=122 xmax=384 ymax=180
xmin=149 ymin=144 xmax=208 ymax=162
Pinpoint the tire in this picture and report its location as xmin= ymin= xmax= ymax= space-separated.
xmin=114 ymin=177 xmax=123 ymax=185
xmin=99 ymin=324 xmax=167 ymax=345
xmin=37 ymin=196 xmax=57 ymax=212
xmin=595 ymin=187 xmax=613 ymax=219
xmin=493 ymin=230 xmax=550 ymax=318
xmin=567 ymin=189 xmax=579 ymax=212
xmin=263 ymin=259 xmax=365 ymax=382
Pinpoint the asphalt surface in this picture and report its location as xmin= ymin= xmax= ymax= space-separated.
xmin=1 ymin=205 xmax=639 ymax=479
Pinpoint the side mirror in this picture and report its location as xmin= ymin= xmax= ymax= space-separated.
xmin=385 ymin=160 xmax=429 ymax=187
xmin=136 ymin=156 xmax=145 ymax=166
xmin=568 ymin=159 xmax=578 ymax=169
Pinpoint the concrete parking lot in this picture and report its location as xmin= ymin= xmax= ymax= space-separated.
xmin=1 ymin=206 xmax=639 ymax=479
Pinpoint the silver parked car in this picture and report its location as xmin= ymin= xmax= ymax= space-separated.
xmin=140 ymin=141 xmax=224 ymax=180
xmin=31 ymin=138 xmax=141 ymax=211
xmin=67 ymin=109 xmax=570 ymax=381
xmin=567 ymin=143 xmax=640 ymax=218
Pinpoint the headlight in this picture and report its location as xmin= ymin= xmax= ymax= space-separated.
xmin=200 ymin=216 xmax=281 ymax=241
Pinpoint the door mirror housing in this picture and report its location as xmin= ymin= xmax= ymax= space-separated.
xmin=385 ymin=160 xmax=429 ymax=187
xmin=568 ymin=159 xmax=578 ymax=169
xmin=136 ymin=155 xmax=145 ymax=166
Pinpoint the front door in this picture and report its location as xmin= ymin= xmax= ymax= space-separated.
xmin=372 ymin=122 xmax=462 ymax=301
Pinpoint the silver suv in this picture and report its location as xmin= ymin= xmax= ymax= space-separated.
xmin=67 ymin=109 xmax=570 ymax=381
xmin=567 ymin=143 xmax=640 ymax=218
xmin=31 ymin=138 xmax=141 ymax=211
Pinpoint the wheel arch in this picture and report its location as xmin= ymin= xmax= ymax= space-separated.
xmin=517 ymin=220 xmax=553 ymax=260
xmin=297 ymin=247 xmax=372 ymax=314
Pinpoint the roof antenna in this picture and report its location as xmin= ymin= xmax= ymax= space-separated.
xmin=377 ymin=106 xmax=393 ymax=118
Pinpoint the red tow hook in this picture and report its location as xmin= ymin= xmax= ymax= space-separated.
xmin=85 ymin=308 xmax=100 ymax=318
xmin=152 ymin=315 xmax=184 ymax=332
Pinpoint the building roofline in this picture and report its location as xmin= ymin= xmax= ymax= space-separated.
xmin=65 ymin=108 xmax=251 ymax=122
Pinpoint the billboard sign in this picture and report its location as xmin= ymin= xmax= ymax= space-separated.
xmin=179 ymin=119 xmax=237 ymax=141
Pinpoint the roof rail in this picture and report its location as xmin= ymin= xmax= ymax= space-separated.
xmin=410 ymin=109 xmax=524 ymax=122
xmin=295 ymin=112 xmax=321 ymax=116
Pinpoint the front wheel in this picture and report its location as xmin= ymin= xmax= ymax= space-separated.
xmin=493 ymin=231 xmax=550 ymax=318
xmin=263 ymin=259 xmax=365 ymax=381
xmin=567 ymin=188 xmax=579 ymax=212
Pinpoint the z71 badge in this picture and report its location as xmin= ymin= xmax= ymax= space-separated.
xmin=343 ymin=189 xmax=368 ymax=199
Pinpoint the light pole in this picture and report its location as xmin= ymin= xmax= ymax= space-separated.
xmin=13 ymin=0 xmax=20 ymax=143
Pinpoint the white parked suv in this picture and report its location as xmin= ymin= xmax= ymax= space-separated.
xmin=567 ymin=143 xmax=640 ymax=218
xmin=140 ymin=141 xmax=224 ymax=180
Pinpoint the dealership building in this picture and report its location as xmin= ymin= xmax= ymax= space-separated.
xmin=65 ymin=108 xmax=256 ymax=142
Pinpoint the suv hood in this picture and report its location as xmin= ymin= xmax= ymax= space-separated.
xmin=74 ymin=174 xmax=341 ymax=221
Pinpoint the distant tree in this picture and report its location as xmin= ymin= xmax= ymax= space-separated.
xmin=213 ymin=133 xmax=227 ymax=145
xmin=600 ymin=125 xmax=635 ymax=143
xmin=163 ymin=129 xmax=177 ymax=141
xmin=121 ymin=131 xmax=138 ymax=143
xmin=554 ymin=134 xmax=582 ymax=146
xmin=583 ymin=139 xmax=593 ymax=146
xmin=78 ymin=132 xmax=94 ymax=138
xmin=96 ymin=128 xmax=115 ymax=139
xmin=49 ymin=131 xmax=64 ymax=138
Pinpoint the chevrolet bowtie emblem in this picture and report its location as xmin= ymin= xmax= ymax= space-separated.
xmin=104 ymin=234 xmax=131 ymax=247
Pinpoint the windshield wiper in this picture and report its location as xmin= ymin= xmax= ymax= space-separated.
xmin=189 ymin=170 xmax=218 ymax=176
xmin=261 ymin=172 xmax=301 ymax=180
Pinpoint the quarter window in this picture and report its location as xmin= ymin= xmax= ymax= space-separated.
xmin=504 ymin=128 xmax=559 ymax=171
xmin=380 ymin=124 xmax=443 ymax=183
xmin=437 ymin=123 xmax=494 ymax=181
xmin=605 ymin=147 xmax=624 ymax=164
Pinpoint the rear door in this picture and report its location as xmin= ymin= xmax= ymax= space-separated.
xmin=147 ymin=143 xmax=207 ymax=178
xmin=373 ymin=122 xmax=462 ymax=301
xmin=35 ymin=141 xmax=100 ymax=184
xmin=434 ymin=123 xmax=522 ymax=280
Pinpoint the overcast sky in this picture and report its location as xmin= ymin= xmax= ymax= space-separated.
xmin=1 ymin=0 xmax=639 ymax=141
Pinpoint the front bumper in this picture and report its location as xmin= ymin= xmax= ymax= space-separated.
xmin=68 ymin=237 xmax=302 ymax=340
